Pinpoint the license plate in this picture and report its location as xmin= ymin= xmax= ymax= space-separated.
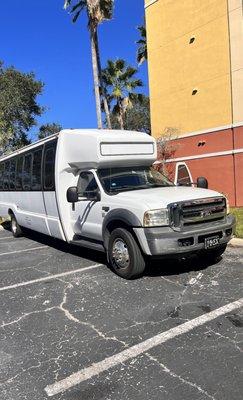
xmin=204 ymin=236 xmax=220 ymax=249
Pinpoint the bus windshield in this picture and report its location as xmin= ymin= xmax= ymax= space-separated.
xmin=97 ymin=166 xmax=174 ymax=194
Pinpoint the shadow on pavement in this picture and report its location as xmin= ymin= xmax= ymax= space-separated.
xmin=1 ymin=221 xmax=221 ymax=278
xmin=145 ymin=253 xmax=222 ymax=277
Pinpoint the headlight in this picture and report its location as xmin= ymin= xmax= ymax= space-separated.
xmin=226 ymin=197 xmax=230 ymax=215
xmin=144 ymin=209 xmax=169 ymax=227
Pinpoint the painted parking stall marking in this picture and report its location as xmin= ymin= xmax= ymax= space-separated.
xmin=45 ymin=297 xmax=243 ymax=397
xmin=0 ymin=263 xmax=103 ymax=292
xmin=0 ymin=245 xmax=47 ymax=257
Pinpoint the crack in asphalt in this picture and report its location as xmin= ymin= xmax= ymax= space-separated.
xmin=59 ymin=284 xmax=128 ymax=348
xmin=146 ymin=353 xmax=218 ymax=400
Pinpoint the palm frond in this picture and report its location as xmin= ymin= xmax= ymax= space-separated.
xmin=136 ymin=23 xmax=147 ymax=65
xmin=102 ymin=58 xmax=144 ymax=120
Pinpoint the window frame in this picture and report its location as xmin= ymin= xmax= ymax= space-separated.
xmin=43 ymin=140 xmax=57 ymax=191
xmin=0 ymin=163 xmax=4 ymax=190
xmin=15 ymin=156 xmax=24 ymax=191
xmin=77 ymin=171 xmax=99 ymax=198
xmin=9 ymin=158 xmax=17 ymax=190
xmin=0 ymin=142 xmax=48 ymax=192
xmin=31 ymin=147 xmax=43 ymax=191
xmin=22 ymin=153 xmax=33 ymax=191
xmin=175 ymin=162 xmax=193 ymax=186
xmin=3 ymin=161 xmax=10 ymax=191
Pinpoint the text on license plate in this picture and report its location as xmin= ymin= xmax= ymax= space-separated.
xmin=205 ymin=236 xmax=220 ymax=249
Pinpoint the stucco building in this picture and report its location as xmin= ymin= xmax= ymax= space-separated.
xmin=145 ymin=0 xmax=243 ymax=206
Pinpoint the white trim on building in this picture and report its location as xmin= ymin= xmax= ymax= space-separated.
xmin=144 ymin=0 xmax=158 ymax=9
xmin=171 ymin=121 xmax=243 ymax=141
xmin=164 ymin=148 xmax=243 ymax=163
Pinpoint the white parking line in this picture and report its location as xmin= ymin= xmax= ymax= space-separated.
xmin=0 ymin=263 xmax=103 ymax=292
xmin=0 ymin=236 xmax=13 ymax=240
xmin=45 ymin=297 xmax=243 ymax=397
xmin=0 ymin=245 xmax=47 ymax=257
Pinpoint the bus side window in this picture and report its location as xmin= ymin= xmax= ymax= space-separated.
xmin=32 ymin=149 xmax=42 ymax=190
xmin=3 ymin=161 xmax=10 ymax=190
xmin=9 ymin=159 xmax=16 ymax=190
xmin=16 ymin=156 xmax=24 ymax=190
xmin=43 ymin=144 xmax=56 ymax=191
xmin=23 ymin=154 xmax=32 ymax=191
xmin=0 ymin=163 xmax=4 ymax=190
xmin=77 ymin=171 xmax=98 ymax=197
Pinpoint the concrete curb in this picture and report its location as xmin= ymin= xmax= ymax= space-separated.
xmin=229 ymin=237 xmax=243 ymax=248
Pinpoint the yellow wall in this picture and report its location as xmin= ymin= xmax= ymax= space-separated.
xmin=145 ymin=0 xmax=233 ymax=138
xmin=228 ymin=0 xmax=243 ymax=124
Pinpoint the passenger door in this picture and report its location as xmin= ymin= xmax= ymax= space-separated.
xmin=71 ymin=171 xmax=103 ymax=241
xmin=42 ymin=140 xmax=63 ymax=238
xmin=175 ymin=163 xmax=193 ymax=186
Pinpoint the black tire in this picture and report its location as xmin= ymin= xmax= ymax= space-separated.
xmin=108 ymin=228 xmax=145 ymax=279
xmin=201 ymin=244 xmax=227 ymax=261
xmin=10 ymin=213 xmax=23 ymax=238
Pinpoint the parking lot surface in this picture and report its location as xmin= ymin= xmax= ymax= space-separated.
xmin=0 ymin=227 xmax=242 ymax=400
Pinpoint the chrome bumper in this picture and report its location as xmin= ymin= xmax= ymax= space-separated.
xmin=134 ymin=214 xmax=236 ymax=256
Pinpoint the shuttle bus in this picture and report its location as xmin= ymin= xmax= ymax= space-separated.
xmin=0 ymin=129 xmax=235 ymax=279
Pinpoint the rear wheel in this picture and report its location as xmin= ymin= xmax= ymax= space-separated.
xmin=201 ymin=244 xmax=227 ymax=261
xmin=10 ymin=213 xmax=23 ymax=238
xmin=108 ymin=228 xmax=145 ymax=279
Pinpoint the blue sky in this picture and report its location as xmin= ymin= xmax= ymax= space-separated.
xmin=0 ymin=0 xmax=148 ymax=140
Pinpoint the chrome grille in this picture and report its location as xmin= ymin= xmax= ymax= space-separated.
xmin=169 ymin=197 xmax=226 ymax=230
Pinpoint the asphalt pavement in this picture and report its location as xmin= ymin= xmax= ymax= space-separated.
xmin=0 ymin=227 xmax=242 ymax=400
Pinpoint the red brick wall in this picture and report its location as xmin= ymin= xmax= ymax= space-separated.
xmin=163 ymin=126 xmax=243 ymax=206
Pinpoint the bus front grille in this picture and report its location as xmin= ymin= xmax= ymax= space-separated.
xmin=169 ymin=197 xmax=226 ymax=230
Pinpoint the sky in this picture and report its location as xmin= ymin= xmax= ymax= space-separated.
xmin=0 ymin=0 xmax=148 ymax=140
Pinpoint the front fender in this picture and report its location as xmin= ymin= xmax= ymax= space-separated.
xmin=102 ymin=208 xmax=142 ymax=248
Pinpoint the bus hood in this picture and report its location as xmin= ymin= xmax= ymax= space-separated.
xmin=114 ymin=186 xmax=224 ymax=209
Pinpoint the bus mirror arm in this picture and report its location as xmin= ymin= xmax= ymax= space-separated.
xmin=67 ymin=187 xmax=79 ymax=205
xmin=67 ymin=187 xmax=101 ymax=209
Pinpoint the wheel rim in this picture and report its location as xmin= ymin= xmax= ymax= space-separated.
xmin=12 ymin=218 xmax=17 ymax=234
xmin=112 ymin=238 xmax=130 ymax=269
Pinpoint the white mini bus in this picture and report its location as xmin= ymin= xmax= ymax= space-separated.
xmin=0 ymin=129 xmax=235 ymax=279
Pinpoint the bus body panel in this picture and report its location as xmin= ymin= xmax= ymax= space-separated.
xmin=0 ymin=130 xmax=235 ymax=264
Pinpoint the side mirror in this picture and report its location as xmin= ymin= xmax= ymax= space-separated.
xmin=197 ymin=177 xmax=208 ymax=189
xmin=67 ymin=186 xmax=79 ymax=203
xmin=85 ymin=189 xmax=101 ymax=202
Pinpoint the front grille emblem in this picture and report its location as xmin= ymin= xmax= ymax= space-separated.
xmin=201 ymin=210 xmax=212 ymax=218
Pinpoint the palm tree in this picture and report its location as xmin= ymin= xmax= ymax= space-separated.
xmin=136 ymin=24 xmax=147 ymax=65
xmin=64 ymin=0 xmax=113 ymax=129
xmin=102 ymin=59 xmax=143 ymax=130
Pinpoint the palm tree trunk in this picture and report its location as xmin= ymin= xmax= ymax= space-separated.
xmin=118 ymin=100 xmax=124 ymax=130
xmin=94 ymin=30 xmax=112 ymax=129
xmin=90 ymin=24 xmax=102 ymax=129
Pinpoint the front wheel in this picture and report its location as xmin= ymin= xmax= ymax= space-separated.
xmin=10 ymin=213 xmax=23 ymax=238
xmin=108 ymin=228 xmax=145 ymax=279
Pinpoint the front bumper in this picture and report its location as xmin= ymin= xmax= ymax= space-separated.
xmin=133 ymin=214 xmax=236 ymax=257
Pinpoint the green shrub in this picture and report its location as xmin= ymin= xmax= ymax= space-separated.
xmin=230 ymin=208 xmax=243 ymax=238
